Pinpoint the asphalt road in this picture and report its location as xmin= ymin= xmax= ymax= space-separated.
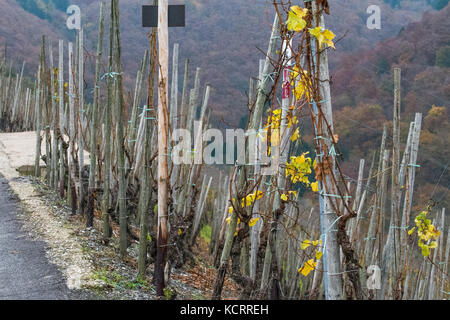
xmin=0 ymin=175 xmax=69 ymax=300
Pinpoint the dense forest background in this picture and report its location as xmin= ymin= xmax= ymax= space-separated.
xmin=0 ymin=0 xmax=449 ymax=209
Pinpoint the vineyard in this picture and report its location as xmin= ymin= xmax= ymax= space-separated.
xmin=0 ymin=0 xmax=448 ymax=302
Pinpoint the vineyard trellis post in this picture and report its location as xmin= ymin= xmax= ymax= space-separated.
xmin=34 ymin=37 xmax=44 ymax=178
xmin=87 ymin=2 xmax=105 ymax=228
xmin=310 ymin=2 xmax=343 ymax=300
xmin=156 ymin=0 xmax=170 ymax=297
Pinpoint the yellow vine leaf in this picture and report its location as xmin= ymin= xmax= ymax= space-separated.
xmin=286 ymin=6 xmax=308 ymax=32
xmin=287 ymin=114 xmax=299 ymax=128
xmin=285 ymin=152 xmax=313 ymax=185
xmin=226 ymin=217 xmax=240 ymax=225
xmin=309 ymin=26 xmax=336 ymax=49
xmin=300 ymin=239 xmax=312 ymax=250
xmin=311 ymin=181 xmax=319 ymax=192
xmin=410 ymin=209 xmax=440 ymax=257
xmin=281 ymin=193 xmax=288 ymax=201
xmin=292 ymin=67 xmax=311 ymax=101
xmin=290 ymin=127 xmax=300 ymax=142
xmin=249 ymin=217 xmax=260 ymax=227
xmin=298 ymin=259 xmax=316 ymax=276
xmin=315 ymin=250 xmax=323 ymax=260
xmin=241 ymin=190 xmax=264 ymax=207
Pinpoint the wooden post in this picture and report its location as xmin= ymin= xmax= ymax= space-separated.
xmin=349 ymin=159 xmax=365 ymax=244
xmin=377 ymin=148 xmax=390 ymax=299
xmin=428 ymin=208 xmax=445 ymax=299
xmin=364 ymin=153 xmax=380 ymax=265
xmin=128 ymin=51 xmax=148 ymax=163
xmin=58 ymin=40 xmax=65 ymax=198
xmin=311 ymin=4 xmax=344 ymax=300
xmin=68 ymin=41 xmax=78 ymax=215
xmin=43 ymin=41 xmax=51 ymax=185
xmin=156 ymin=0 xmax=170 ymax=297
xmin=11 ymin=62 xmax=25 ymax=123
xmin=249 ymin=62 xmax=264 ymax=281
xmin=170 ymin=43 xmax=179 ymax=130
xmin=35 ymin=37 xmax=45 ymax=178
xmin=391 ymin=67 xmax=401 ymax=273
xmin=401 ymin=113 xmax=422 ymax=260
xmin=138 ymin=25 xmax=157 ymax=277
xmin=112 ymin=0 xmax=128 ymax=259
xmin=442 ymin=226 xmax=450 ymax=299
xmin=397 ymin=121 xmax=414 ymax=278
xmin=34 ymin=65 xmax=42 ymax=177
xmin=49 ymin=41 xmax=58 ymax=190
xmin=102 ymin=0 xmax=115 ymax=242
xmin=78 ymin=28 xmax=85 ymax=216
xmin=356 ymin=153 xmax=374 ymax=259
xmin=87 ymin=2 xmax=105 ymax=227
xmin=170 ymin=43 xmax=179 ymax=207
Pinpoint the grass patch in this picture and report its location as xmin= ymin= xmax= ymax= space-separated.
xmin=91 ymin=268 xmax=151 ymax=291
xmin=191 ymin=292 xmax=206 ymax=300
xmin=199 ymin=224 xmax=211 ymax=244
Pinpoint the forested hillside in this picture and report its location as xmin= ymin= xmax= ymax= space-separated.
xmin=0 ymin=0 xmax=442 ymax=125
xmin=331 ymin=5 xmax=450 ymax=209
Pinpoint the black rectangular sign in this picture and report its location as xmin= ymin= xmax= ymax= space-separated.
xmin=142 ymin=5 xmax=186 ymax=28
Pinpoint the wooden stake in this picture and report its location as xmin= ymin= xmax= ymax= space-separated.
xmin=87 ymin=2 xmax=105 ymax=227
xmin=156 ymin=0 xmax=170 ymax=297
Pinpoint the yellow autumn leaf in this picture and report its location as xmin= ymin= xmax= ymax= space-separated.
xmin=249 ymin=217 xmax=260 ymax=227
xmin=178 ymin=228 xmax=183 ymax=235
xmin=290 ymin=127 xmax=300 ymax=142
xmin=286 ymin=6 xmax=308 ymax=32
xmin=311 ymin=181 xmax=319 ymax=192
xmin=228 ymin=206 xmax=233 ymax=214
xmin=322 ymin=29 xmax=336 ymax=48
xmin=287 ymin=114 xmax=299 ymax=128
xmin=298 ymin=259 xmax=316 ymax=276
xmin=309 ymin=26 xmax=336 ymax=49
xmin=226 ymin=217 xmax=240 ymax=225
xmin=315 ymin=250 xmax=323 ymax=260
xmin=300 ymin=239 xmax=312 ymax=250
xmin=421 ymin=245 xmax=430 ymax=257
xmin=429 ymin=241 xmax=438 ymax=249
xmin=255 ymin=190 xmax=264 ymax=200
xmin=281 ymin=193 xmax=288 ymax=201
xmin=408 ymin=227 xmax=415 ymax=235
